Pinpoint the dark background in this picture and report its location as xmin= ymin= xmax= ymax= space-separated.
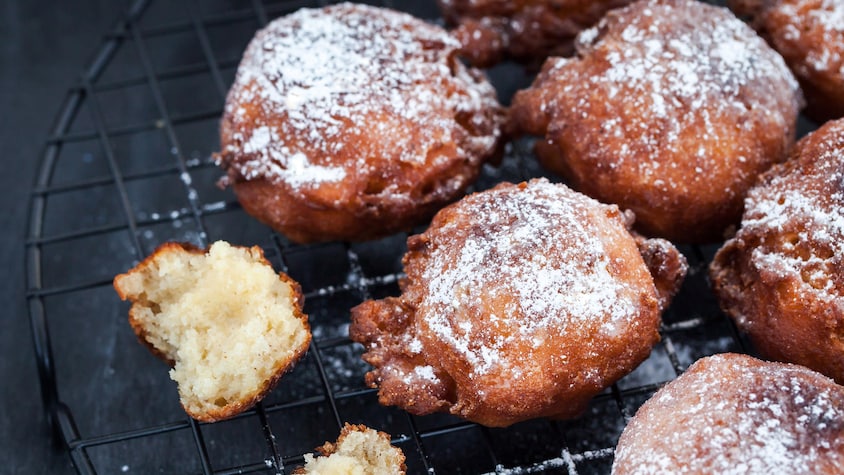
xmin=1 ymin=1 xmax=129 ymax=472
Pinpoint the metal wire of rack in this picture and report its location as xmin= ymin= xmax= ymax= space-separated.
xmin=25 ymin=0 xmax=763 ymax=473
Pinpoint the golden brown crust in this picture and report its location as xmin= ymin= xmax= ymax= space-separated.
xmin=350 ymin=179 xmax=686 ymax=427
xmin=351 ymin=298 xmax=456 ymax=417
xmin=613 ymin=353 xmax=844 ymax=474
xmin=217 ymin=4 xmax=504 ymax=243
xmin=116 ymin=242 xmax=203 ymax=366
xmin=113 ymin=242 xmax=311 ymax=422
xmin=508 ymin=0 xmax=802 ymax=243
xmin=193 ymin=331 xmax=309 ymax=422
xmin=710 ymin=118 xmax=844 ymax=384
xmin=317 ymin=424 xmax=404 ymax=462
xmin=730 ymin=0 xmax=844 ymax=122
xmin=439 ymin=0 xmax=636 ymax=67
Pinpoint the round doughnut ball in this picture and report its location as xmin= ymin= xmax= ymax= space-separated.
xmin=710 ymin=118 xmax=844 ymax=383
xmin=438 ymin=0 xmax=635 ymax=67
xmin=730 ymin=0 xmax=844 ymax=122
xmin=350 ymin=179 xmax=687 ymax=427
xmin=509 ymin=0 xmax=803 ymax=243
xmin=217 ymin=3 xmax=504 ymax=243
xmin=612 ymin=353 xmax=844 ymax=474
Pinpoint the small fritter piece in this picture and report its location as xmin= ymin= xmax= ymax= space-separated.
xmin=730 ymin=0 xmax=844 ymax=122
xmin=350 ymin=179 xmax=687 ymax=427
xmin=509 ymin=0 xmax=802 ymax=243
xmin=113 ymin=241 xmax=311 ymax=422
xmin=438 ymin=0 xmax=635 ymax=67
xmin=612 ymin=353 xmax=844 ymax=474
xmin=294 ymin=424 xmax=406 ymax=475
xmin=710 ymin=118 xmax=844 ymax=384
xmin=217 ymin=3 xmax=504 ymax=243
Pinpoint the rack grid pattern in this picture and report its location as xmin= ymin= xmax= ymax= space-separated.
xmin=26 ymin=1 xmax=755 ymax=473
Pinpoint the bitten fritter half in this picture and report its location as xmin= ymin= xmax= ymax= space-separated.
xmin=113 ymin=241 xmax=311 ymax=422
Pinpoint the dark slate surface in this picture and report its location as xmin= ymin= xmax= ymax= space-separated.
xmin=1 ymin=1 xmax=129 ymax=473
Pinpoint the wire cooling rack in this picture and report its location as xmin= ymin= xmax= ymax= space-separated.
xmin=26 ymin=0 xmax=801 ymax=473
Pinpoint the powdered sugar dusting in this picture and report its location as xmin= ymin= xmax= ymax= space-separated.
xmin=412 ymin=365 xmax=438 ymax=383
xmin=220 ymin=3 xmax=501 ymax=195
xmin=385 ymin=362 xmax=443 ymax=388
xmin=613 ymin=354 xmax=844 ymax=474
xmin=747 ymin=189 xmax=844 ymax=296
xmin=811 ymin=0 xmax=844 ymax=33
xmin=551 ymin=0 xmax=799 ymax=186
xmin=742 ymin=127 xmax=844 ymax=300
xmin=237 ymin=125 xmax=348 ymax=185
xmin=419 ymin=179 xmax=646 ymax=376
xmin=776 ymin=0 xmax=844 ymax=73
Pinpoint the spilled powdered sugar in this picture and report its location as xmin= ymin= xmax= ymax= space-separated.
xmin=418 ymin=179 xmax=642 ymax=376
xmin=613 ymin=354 xmax=844 ymax=474
xmin=221 ymin=3 xmax=500 ymax=192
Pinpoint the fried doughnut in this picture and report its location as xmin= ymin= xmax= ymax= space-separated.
xmin=730 ymin=0 xmax=844 ymax=122
xmin=217 ymin=3 xmax=504 ymax=243
xmin=710 ymin=118 xmax=844 ymax=384
xmin=509 ymin=0 xmax=802 ymax=243
xmin=612 ymin=353 xmax=844 ymax=474
xmin=349 ymin=179 xmax=687 ymax=427
xmin=438 ymin=0 xmax=635 ymax=67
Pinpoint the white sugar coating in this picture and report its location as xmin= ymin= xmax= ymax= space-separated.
xmin=746 ymin=188 xmax=844 ymax=296
xmin=548 ymin=0 xmax=800 ymax=189
xmin=810 ymin=0 xmax=844 ymax=32
xmin=775 ymin=0 xmax=844 ymax=74
xmin=239 ymin=126 xmax=348 ymax=186
xmin=221 ymin=3 xmax=500 ymax=192
xmin=741 ymin=128 xmax=844 ymax=300
xmin=612 ymin=354 xmax=844 ymax=474
xmin=418 ymin=179 xmax=647 ymax=377
xmin=391 ymin=363 xmax=442 ymax=387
